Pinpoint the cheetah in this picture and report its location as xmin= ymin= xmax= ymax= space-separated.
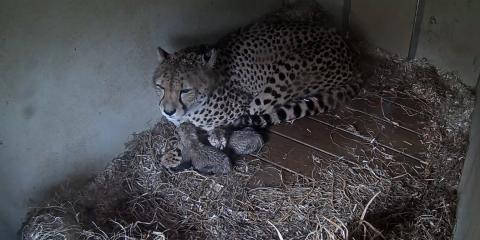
xmin=175 ymin=122 xmax=232 ymax=174
xmin=153 ymin=14 xmax=363 ymax=169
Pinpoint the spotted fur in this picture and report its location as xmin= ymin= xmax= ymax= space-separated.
xmin=153 ymin=18 xmax=362 ymax=134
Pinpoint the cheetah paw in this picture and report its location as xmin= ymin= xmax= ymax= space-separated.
xmin=160 ymin=148 xmax=189 ymax=171
xmin=208 ymin=128 xmax=228 ymax=149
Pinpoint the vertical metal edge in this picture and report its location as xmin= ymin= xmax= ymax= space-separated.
xmin=453 ymin=70 xmax=480 ymax=240
xmin=407 ymin=0 xmax=426 ymax=60
xmin=476 ymin=72 xmax=480 ymax=93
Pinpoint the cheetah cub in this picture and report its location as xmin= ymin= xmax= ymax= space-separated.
xmin=173 ymin=122 xmax=231 ymax=174
xmin=153 ymin=15 xmax=362 ymax=169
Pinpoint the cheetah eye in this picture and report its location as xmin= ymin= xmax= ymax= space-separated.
xmin=155 ymin=84 xmax=164 ymax=90
xmin=180 ymin=89 xmax=191 ymax=94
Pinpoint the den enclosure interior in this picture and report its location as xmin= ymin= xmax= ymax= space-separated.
xmin=1 ymin=0 xmax=479 ymax=240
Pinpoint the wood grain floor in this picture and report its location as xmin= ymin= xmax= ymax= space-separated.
xmin=247 ymin=91 xmax=430 ymax=185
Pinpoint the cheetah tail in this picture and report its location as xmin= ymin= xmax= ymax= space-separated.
xmin=236 ymin=80 xmax=363 ymax=127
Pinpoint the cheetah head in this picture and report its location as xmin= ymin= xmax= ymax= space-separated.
xmin=153 ymin=46 xmax=218 ymax=124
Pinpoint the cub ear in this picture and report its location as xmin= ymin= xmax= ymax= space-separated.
xmin=202 ymin=48 xmax=217 ymax=68
xmin=157 ymin=47 xmax=169 ymax=63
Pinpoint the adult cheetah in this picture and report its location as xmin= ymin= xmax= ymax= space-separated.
xmin=153 ymin=14 xmax=362 ymax=168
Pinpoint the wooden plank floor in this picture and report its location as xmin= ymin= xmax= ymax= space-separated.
xmin=248 ymin=92 xmax=430 ymax=184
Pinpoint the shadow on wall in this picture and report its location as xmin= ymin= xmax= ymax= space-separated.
xmin=168 ymin=31 xmax=230 ymax=51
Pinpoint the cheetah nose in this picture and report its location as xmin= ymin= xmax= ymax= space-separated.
xmin=163 ymin=108 xmax=176 ymax=116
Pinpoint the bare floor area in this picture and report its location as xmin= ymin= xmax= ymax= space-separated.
xmin=22 ymin=54 xmax=474 ymax=240
xmin=253 ymin=92 xmax=429 ymax=184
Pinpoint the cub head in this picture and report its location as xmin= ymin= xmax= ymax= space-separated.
xmin=152 ymin=45 xmax=218 ymax=123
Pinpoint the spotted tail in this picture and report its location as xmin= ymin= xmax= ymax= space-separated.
xmin=237 ymin=79 xmax=363 ymax=127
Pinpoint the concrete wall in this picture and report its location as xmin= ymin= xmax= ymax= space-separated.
xmin=0 ymin=0 xmax=281 ymax=238
xmin=348 ymin=0 xmax=480 ymax=88
xmin=417 ymin=0 xmax=480 ymax=88
xmin=316 ymin=0 xmax=345 ymax=28
xmin=350 ymin=0 xmax=417 ymax=57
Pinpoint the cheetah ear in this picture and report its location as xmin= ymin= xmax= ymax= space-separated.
xmin=157 ymin=47 xmax=169 ymax=63
xmin=202 ymin=48 xmax=217 ymax=68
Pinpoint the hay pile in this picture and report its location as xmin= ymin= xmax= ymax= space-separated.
xmin=21 ymin=51 xmax=474 ymax=239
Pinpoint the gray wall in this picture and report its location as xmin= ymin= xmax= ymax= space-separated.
xmin=0 ymin=0 xmax=281 ymax=238
xmin=350 ymin=0 xmax=417 ymax=57
xmin=348 ymin=0 xmax=480 ymax=88
xmin=417 ymin=0 xmax=480 ymax=88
